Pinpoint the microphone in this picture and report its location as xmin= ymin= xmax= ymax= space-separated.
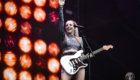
xmin=74 ymin=24 xmax=84 ymax=28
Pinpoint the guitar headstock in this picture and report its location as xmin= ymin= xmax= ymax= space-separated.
xmin=103 ymin=45 xmax=113 ymax=50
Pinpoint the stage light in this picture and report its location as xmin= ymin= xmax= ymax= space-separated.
xmin=22 ymin=0 xmax=32 ymax=3
xmin=19 ymin=71 xmax=32 ymax=80
xmin=48 ymin=58 xmax=60 ymax=73
xmin=3 ymin=51 xmax=17 ymax=67
xmin=49 ymin=75 xmax=59 ymax=80
xmin=19 ymin=54 xmax=32 ymax=69
xmin=3 ymin=67 xmax=17 ymax=80
xmin=49 ymin=0 xmax=59 ymax=9
xmin=49 ymin=11 xmax=59 ymax=24
xmin=19 ymin=37 xmax=32 ymax=53
xmin=5 ymin=35 xmax=16 ymax=48
xmin=0 ymin=18 xmax=2 ymax=28
xmin=19 ymin=5 xmax=32 ymax=19
xmin=34 ymin=0 xmax=46 ymax=7
xmin=4 ymin=1 xmax=17 ymax=16
xmin=34 ymin=7 xmax=46 ymax=22
xmin=34 ymin=39 xmax=47 ymax=55
xmin=21 ymin=22 xmax=32 ymax=35
xmin=0 ymin=1 xmax=2 ymax=12
xmin=34 ymin=73 xmax=46 ymax=80
xmin=35 ymin=56 xmax=46 ymax=69
xmin=48 ymin=42 xmax=60 ymax=56
xmin=4 ymin=17 xmax=17 ymax=32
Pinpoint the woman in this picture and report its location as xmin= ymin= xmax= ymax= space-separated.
xmin=59 ymin=0 xmax=88 ymax=80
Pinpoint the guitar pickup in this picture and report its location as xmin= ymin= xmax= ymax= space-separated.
xmin=78 ymin=58 xmax=80 ymax=61
xmin=69 ymin=62 xmax=73 ymax=67
xmin=75 ymin=59 xmax=78 ymax=63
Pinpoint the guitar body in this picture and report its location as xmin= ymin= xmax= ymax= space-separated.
xmin=60 ymin=45 xmax=113 ymax=75
xmin=60 ymin=50 xmax=88 ymax=75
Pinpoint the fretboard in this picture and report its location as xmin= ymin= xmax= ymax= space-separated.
xmin=80 ymin=48 xmax=104 ymax=61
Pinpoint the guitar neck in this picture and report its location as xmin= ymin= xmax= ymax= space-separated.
xmin=80 ymin=48 xmax=104 ymax=61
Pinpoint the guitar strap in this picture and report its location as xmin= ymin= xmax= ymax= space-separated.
xmin=75 ymin=36 xmax=83 ymax=50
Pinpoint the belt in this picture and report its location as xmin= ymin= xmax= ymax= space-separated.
xmin=62 ymin=52 xmax=76 ymax=56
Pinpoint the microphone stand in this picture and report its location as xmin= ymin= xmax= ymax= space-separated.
xmin=79 ymin=29 xmax=95 ymax=80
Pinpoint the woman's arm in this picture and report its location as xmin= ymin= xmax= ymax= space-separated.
xmin=59 ymin=0 xmax=65 ymax=41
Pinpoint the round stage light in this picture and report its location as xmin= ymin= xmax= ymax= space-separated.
xmin=19 ymin=5 xmax=32 ymax=19
xmin=49 ymin=12 xmax=59 ymax=24
xmin=35 ymin=57 xmax=46 ymax=69
xmin=3 ymin=51 xmax=17 ymax=67
xmin=19 ymin=71 xmax=32 ymax=80
xmin=22 ymin=0 xmax=32 ymax=3
xmin=49 ymin=0 xmax=59 ymax=9
xmin=48 ymin=58 xmax=60 ymax=73
xmin=19 ymin=37 xmax=32 ymax=53
xmin=0 ymin=18 xmax=2 ymax=28
xmin=4 ymin=1 xmax=17 ymax=16
xmin=34 ymin=39 xmax=47 ymax=55
xmin=19 ymin=54 xmax=32 ymax=69
xmin=34 ymin=73 xmax=46 ymax=80
xmin=5 ymin=35 xmax=16 ymax=48
xmin=21 ymin=22 xmax=32 ymax=35
xmin=0 ymin=1 xmax=2 ymax=12
xmin=34 ymin=0 xmax=46 ymax=7
xmin=4 ymin=17 xmax=17 ymax=32
xmin=34 ymin=7 xmax=46 ymax=22
xmin=3 ymin=67 xmax=17 ymax=80
xmin=48 ymin=42 xmax=60 ymax=56
xmin=49 ymin=75 xmax=59 ymax=80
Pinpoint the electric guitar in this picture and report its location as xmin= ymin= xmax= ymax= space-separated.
xmin=60 ymin=45 xmax=113 ymax=75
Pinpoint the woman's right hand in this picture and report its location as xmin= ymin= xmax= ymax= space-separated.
xmin=59 ymin=0 xmax=65 ymax=6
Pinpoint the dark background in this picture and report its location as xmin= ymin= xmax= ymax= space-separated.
xmin=64 ymin=0 xmax=140 ymax=80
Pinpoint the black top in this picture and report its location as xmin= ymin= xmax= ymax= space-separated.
xmin=59 ymin=6 xmax=83 ymax=53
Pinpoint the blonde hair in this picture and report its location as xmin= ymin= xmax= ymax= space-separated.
xmin=66 ymin=20 xmax=79 ymax=37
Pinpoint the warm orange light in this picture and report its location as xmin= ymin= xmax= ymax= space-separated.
xmin=0 ymin=1 xmax=2 ymax=12
xmin=34 ymin=0 xmax=46 ymax=7
xmin=3 ymin=67 xmax=17 ymax=80
xmin=49 ymin=75 xmax=59 ymax=80
xmin=19 ymin=71 xmax=32 ymax=80
xmin=34 ymin=73 xmax=46 ymax=80
xmin=49 ymin=0 xmax=59 ymax=9
xmin=3 ymin=51 xmax=17 ymax=67
xmin=34 ymin=7 xmax=46 ymax=22
xmin=21 ymin=22 xmax=32 ymax=35
xmin=34 ymin=39 xmax=47 ymax=55
xmin=22 ymin=0 xmax=32 ymax=3
xmin=19 ymin=37 xmax=32 ymax=53
xmin=48 ymin=42 xmax=60 ymax=56
xmin=19 ymin=54 xmax=32 ymax=69
xmin=0 ymin=18 xmax=2 ymax=28
xmin=4 ymin=1 xmax=17 ymax=16
xmin=5 ymin=17 xmax=17 ymax=32
xmin=19 ymin=5 xmax=32 ymax=19
xmin=48 ymin=58 xmax=60 ymax=73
